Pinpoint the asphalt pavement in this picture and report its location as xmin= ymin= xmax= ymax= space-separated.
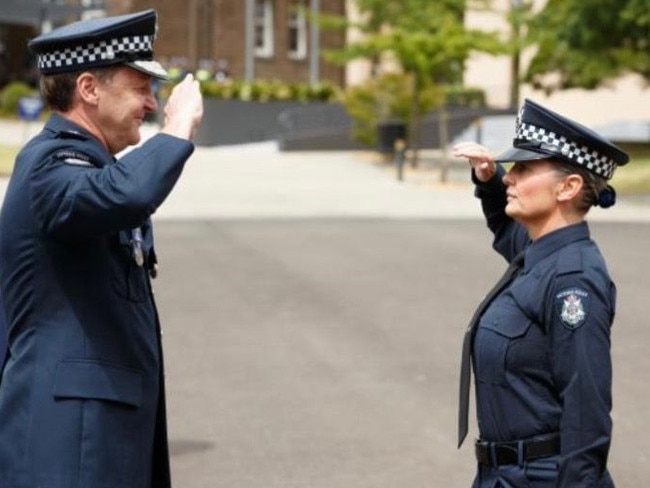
xmin=154 ymin=219 xmax=650 ymax=488
xmin=1 ymin=120 xmax=649 ymax=486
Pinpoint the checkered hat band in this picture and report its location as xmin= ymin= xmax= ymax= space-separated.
xmin=37 ymin=35 xmax=154 ymax=72
xmin=517 ymin=122 xmax=615 ymax=179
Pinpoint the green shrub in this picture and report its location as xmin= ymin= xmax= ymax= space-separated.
xmin=341 ymin=73 xmax=413 ymax=146
xmin=445 ymin=85 xmax=486 ymax=107
xmin=197 ymin=78 xmax=339 ymax=103
xmin=341 ymin=73 xmax=454 ymax=146
xmin=0 ymin=82 xmax=39 ymax=117
xmin=340 ymin=73 xmax=486 ymax=146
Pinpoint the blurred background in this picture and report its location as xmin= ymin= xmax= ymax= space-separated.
xmin=0 ymin=0 xmax=647 ymax=163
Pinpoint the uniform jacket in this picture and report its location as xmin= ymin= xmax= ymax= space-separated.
xmin=471 ymin=166 xmax=615 ymax=488
xmin=0 ymin=114 xmax=194 ymax=488
xmin=0 ymin=294 xmax=5 ymax=371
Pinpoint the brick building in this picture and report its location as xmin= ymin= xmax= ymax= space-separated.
xmin=0 ymin=0 xmax=347 ymax=87
xmin=0 ymin=0 xmax=105 ymax=86
xmin=100 ymin=0 xmax=347 ymax=85
xmin=120 ymin=0 xmax=347 ymax=86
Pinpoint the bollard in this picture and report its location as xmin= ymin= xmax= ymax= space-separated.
xmin=394 ymin=138 xmax=407 ymax=181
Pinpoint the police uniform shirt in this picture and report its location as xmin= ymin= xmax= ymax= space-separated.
xmin=471 ymin=166 xmax=615 ymax=487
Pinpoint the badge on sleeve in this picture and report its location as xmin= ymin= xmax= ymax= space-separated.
xmin=555 ymin=288 xmax=589 ymax=330
xmin=55 ymin=150 xmax=93 ymax=167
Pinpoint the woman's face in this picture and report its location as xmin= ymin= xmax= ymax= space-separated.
xmin=502 ymin=160 xmax=567 ymax=232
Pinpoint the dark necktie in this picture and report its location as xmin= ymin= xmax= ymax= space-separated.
xmin=457 ymin=251 xmax=525 ymax=448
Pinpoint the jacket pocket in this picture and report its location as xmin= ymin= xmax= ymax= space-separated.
xmin=52 ymin=359 xmax=143 ymax=408
xmin=51 ymin=359 xmax=148 ymax=485
xmin=475 ymin=313 xmax=532 ymax=386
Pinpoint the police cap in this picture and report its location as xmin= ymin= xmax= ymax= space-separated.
xmin=29 ymin=9 xmax=168 ymax=80
xmin=495 ymin=98 xmax=629 ymax=179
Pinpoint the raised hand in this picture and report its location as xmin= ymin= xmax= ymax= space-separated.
xmin=161 ymin=74 xmax=204 ymax=141
xmin=452 ymin=142 xmax=497 ymax=183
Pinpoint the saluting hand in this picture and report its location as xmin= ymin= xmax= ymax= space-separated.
xmin=452 ymin=142 xmax=497 ymax=183
xmin=161 ymin=74 xmax=204 ymax=141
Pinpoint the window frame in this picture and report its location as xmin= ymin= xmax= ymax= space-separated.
xmin=254 ymin=0 xmax=275 ymax=59
xmin=287 ymin=2 xmax=307 ymax=60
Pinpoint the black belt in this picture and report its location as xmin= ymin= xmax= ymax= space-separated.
xmin=475 ymin=433 xmax=560 ymax=467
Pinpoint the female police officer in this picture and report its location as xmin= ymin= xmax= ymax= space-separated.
xmin=453 ymin=99 xmax=628 ymax=487
xmin=0 ymin=10 xmax=202 ymax=488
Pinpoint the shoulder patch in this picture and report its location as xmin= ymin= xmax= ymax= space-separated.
xmin=55 ymin=150 xmax=94 ymax=167
xmin=555 ymin=287 xmax=590 ymax=330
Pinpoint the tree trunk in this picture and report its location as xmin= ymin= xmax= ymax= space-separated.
xmin=409 ymin=74 xmax=421 ymax=168
xmin=438 ymin=105 xmax=450 ymax=183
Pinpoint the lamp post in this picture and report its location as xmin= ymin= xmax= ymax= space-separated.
xmin=188 ymin=0 xmax=198 ymax=69
xmin=309 ymin=0 xmax=320 ymax=85
xmin=509 ymin=0 xmax=523 ymax=109
xmin=244 ymin=0 xmax=255 ymax=81
xmin=40 ymin=0 xmax=53 ymax=33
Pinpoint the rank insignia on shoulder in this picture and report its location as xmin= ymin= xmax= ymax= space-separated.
xmin=555 ymin=288 xmax=589 ymax=330
xmin=55 ymin=150 xmax=94 ymax=167
xmin=60 ymin=129 xmax=88 ymax=140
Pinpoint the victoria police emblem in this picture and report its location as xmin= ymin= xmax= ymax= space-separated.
xmin=556 ymin=288 xmax=589 ymax=329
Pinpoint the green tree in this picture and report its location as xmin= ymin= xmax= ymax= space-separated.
xmin=524 ymin=0 xmax=650 ymax=92
xmin=320 ymin=0 xmax=504 ymax=173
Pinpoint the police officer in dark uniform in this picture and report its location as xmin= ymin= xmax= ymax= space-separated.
xmin=0 ymin=10 xmax=203 ymax=488
xmin=453 ymin=99 xmax=629 ymax=487
xmin=0 ymin=293 xmax=6 ymax=371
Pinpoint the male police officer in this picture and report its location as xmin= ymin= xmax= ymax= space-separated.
xmin=0 ymin=10 xmax=202 ymax=488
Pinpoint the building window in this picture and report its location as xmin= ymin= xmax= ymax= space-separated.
xmin=254 ymin=0 xmax=274 ymax=58
xmin=287 ymin=2 xmax=307 ymax=60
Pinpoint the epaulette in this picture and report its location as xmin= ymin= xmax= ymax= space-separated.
xmin=556 ymin=245 xmax=583 ymax=276
xmin=54 ymin=150 xmax=94 ymax=167
xmin=59 ymin=129 xmax=89 ymax=140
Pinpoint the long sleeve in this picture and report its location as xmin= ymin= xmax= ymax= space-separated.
xmin=471 ymin=165 xmax=529 ymax=262
xmin=549 ymin=265 xmax=615 ymax=487
xmin=29 ymin=134 xmax=194 ymax=239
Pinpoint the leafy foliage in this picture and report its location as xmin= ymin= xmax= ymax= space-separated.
xmin=341 ymin=72 xmax=435 ymax=145
xmin=320 ymin=0 xmax=503 ymax=154
xmin=524 ymin=0 xmax=650 ymax=91
xmin=325 ymin=0 xmax=504 ymax=85
xmin=342 ymin=72 xmax=484 ymax=146
xmin=162 ymin=78 xmax=339 ymax=103
xmin=0 ymin=82 xmax=39 ymax=117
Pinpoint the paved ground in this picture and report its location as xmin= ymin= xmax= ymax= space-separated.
xmin=2 ymin=120 xmax=649 ymax=485
xmin=2 ymin=119 xmax=650 ymax=222
xmin=154 ymin=220 xmax=650 ymax=488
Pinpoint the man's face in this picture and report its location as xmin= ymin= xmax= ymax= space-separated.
xmin=94 ymin=66 xmax=158 ymax=154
